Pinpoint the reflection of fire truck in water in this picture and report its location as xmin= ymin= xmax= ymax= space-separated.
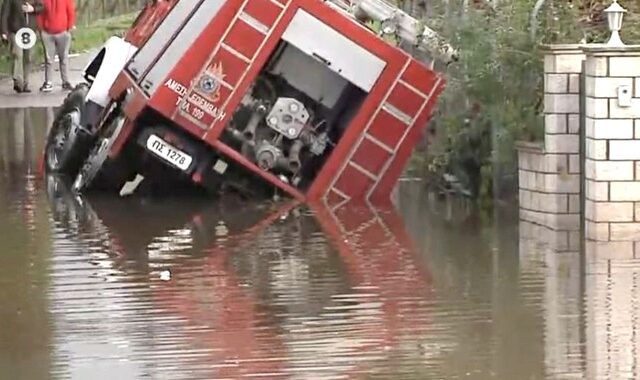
xmin=43 ymin=0 xmax=455 ymax=203
xmin=46 ymin=175 xmax=433 ymax=378
xmin=155 ymin=202 xmax=433 ymax=377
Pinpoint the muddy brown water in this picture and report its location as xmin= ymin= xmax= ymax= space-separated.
xmin=0 ymin=108 xmax=634 ymax=379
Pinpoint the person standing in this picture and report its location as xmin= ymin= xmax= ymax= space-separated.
xmin=37 ymin=0 xmax=75 ymax=92
xmin=1 ymin=0 xmax=44 ymax=93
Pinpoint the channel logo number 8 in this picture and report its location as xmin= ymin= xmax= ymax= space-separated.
xmin=15 ymin=27 xmax=36 ymax=50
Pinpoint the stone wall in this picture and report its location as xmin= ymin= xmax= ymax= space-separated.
xmin=583 ymin=46 xmax=640 ymax=252
xmin=517 ymin=45 xmax=584 ymax=232
xmin=517 ymin=40 xmax=640 ymax=380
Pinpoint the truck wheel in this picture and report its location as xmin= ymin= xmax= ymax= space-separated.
xmin=44 ymin=83 xmax=91 ymax=176
xmin=72 ymin=112 xmax=127 ymax=193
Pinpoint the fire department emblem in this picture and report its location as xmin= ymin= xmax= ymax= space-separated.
xmin=197 ymin=61 xmax=225 ymax=103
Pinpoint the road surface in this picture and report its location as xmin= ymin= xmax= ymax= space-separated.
xmin=0 ymin=51 xmax=94 ymax=109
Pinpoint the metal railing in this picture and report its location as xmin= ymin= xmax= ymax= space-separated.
xmin=326 ymin=0 xmax=458 ymax=64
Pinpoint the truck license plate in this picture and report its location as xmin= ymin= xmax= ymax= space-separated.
xmin=146 ymin=134 xmax=192 ymax=171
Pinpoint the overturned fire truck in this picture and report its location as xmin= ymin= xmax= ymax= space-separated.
xmin=43 ymin=0 xmax=456 ymax=204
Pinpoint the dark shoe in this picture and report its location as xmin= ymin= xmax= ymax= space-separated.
xmin=22 ymin=85 xmax=31 ymax=93
xmin=62 ymin=82 xmax=73 ymax=91
xmin=40 ymin=82 xmax=53 ymax=93
xmin=13 ymin=83 xmax=23 ymax=93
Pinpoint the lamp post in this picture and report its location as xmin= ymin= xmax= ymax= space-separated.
xmin=604 ymin=0 xmax=627 ymax=46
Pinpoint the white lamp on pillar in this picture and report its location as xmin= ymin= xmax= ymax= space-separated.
xmin=604 ymin=0 xmax=627 ymax=46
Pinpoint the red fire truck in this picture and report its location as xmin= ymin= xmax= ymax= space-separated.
xmin=44 ymin=0 xmax=455 ymax=205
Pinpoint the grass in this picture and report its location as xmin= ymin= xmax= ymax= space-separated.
xmin=0 ymin=12 xmax=137 ymax=76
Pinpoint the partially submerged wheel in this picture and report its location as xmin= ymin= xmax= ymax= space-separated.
xmin=44 ymin=83 xmax=92 ymax=176
xmin=72 ymin=111 xmax=127 ymax=193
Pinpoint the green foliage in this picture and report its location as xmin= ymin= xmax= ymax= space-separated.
xmin=413 ymin=0 xmax=596 ymax=203
xmin=418 ymin=1 xmax=545 ymax=201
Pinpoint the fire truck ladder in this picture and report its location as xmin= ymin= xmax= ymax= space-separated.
xmin=326 ymin=0 xmax=458 ymax=64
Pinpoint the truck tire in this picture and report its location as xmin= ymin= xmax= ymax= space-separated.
xmin=44 ymin=83 xmax=92 ymax=177
xmin=72 ymin=111 xmax=127 ymax=193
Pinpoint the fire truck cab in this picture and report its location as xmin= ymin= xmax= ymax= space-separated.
xmin=44 ymin=0 xmax=455 ymax=204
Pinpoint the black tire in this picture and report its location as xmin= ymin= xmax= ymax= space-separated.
xmin=72 ymin=112 xmax=127 ymax=194
xmin=44 ymin=83 xmax=92 ymax=176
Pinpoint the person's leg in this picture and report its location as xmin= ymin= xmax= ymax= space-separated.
xmin=9 ymin=34 xmax=23 ymax=92
xmin=56 ymin=32 xmax=72 ymax=89
xmin=22 ymin=46 xmax=32 ymax=92
xmin=40 ymin=31 xmax=55 ymax=92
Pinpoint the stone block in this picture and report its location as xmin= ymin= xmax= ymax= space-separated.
xmin=547 ymin=213 xmax=580 ymax=231
xmin=609 ymin=98 xmax=640 ymax=119
xmin=544 ymin=154 xmax=568 ymax=173
xmin=520 ymin=189 xmax=535 ymax=210
xmin=518 ymin=153 xmax=527 ymax=170
xmin=519 ymin=170 xmax=533 ymax=190
xmin=568 ymin=74 xmax=580 ymax=93
xmin=545 ymin=134 xmax=579 ymax=154
xmin=519 ymin=189 xmax=527 ymax=208
xmin=545 ymin=114 xmax=567 ymax=134
xmin=518 ymin=152 xmax=531 ymax=170
xmin=545 ymin=94 xmax=580 ymax=114
xmin=520 ymin=208 xmax=547 ymax=226
xmin=543 ymin=229 xmax=571 ymax=251
xmin=531 ymin=153 xmax=544 ymax=172
xmin=545 ymin=73 xmax=568 ymax=93
xmin=585 ymin=57 xmax=608 ymax=77
xmin=545 ymin=53 xmax=585 ymax=74
xmin=586 ymin=180 xmax=609 ymax=201
xmin=569 ymin=194 xmax=580 ymax=213
xmin=609 ymin=140 xmax=640 ymax=160
xmin=585 ymin=241 xmax=634 ymax=260
xmin=569 ymin=154 xmax=580 ymax=174
xmin=585 ymin=76 xmax=633 ymax=98
xmin=584 ymin=199 xmax=594 ymax=219
xmin=636 ymin=120 xmax=640 ymax=138
xmin=586 ymin=201 xmax=634 ymax=222
xmin=567 ymin=114 xmax=580 ymax=134
xmin=544 ymin=173 xmax=581 ymax=193
xmin=585 ymin=138 xmax=607 ymax=160
xmin=636 ymin=203 xmax=640 ymax=221
xmin=585 ymin=159 xmax=634 ymax=181
xmin=585 ymin=97 xmax=609 ymax=118
xmin=587 ymin=118 xmax=633 ymax=139
xmin=585 ymin=220 xmax=610 ymax=241
xmin=518 ymin=169 xmax=526 ymax=188
xmin=636 ymin=78 xmax=640 ymax=98
xmin=530 ymin=190 xmax=540 ymax=209
xmin=529 ymin=172 xmax=540 ymax=192
xmin=610 ymin=182 xmax=640 ymax=201
xmin=538 ymin=192 xmax=569 ymax=213
xmin=636 ymin=162 xmax=640 ymax=180
xmin=518 ymin=152 xmax=542 ymax=171
xmin=609 ymin=56 xmax=640 ymax=77
xmin=610 ymin=223 xmax=640 ymax=241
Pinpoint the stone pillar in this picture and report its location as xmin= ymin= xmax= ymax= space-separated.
xmin=584 ymin=46 xmax=640 ymax=252
xmin=517 ymin=45 xmax=584 ymax=232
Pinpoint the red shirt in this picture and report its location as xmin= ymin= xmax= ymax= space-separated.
xmin=37 ymin=0 xmax=75 ymax=34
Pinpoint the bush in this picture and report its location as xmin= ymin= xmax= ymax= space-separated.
xmin=412 ymin=0 xmax=585 ymax=204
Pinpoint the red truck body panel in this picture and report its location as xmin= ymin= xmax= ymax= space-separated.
xmin=109 ymin=0 xmax=445 ymax=205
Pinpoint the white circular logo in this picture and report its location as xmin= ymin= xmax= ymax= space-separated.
xmin=15 ymin=27 xmax=36 ymax=50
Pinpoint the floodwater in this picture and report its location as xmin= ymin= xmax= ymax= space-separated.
xmin=0 ymin=107 xmax=636 ymax=380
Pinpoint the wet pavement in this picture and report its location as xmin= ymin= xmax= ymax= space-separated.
xmin=0 ymin=107 xmax=638 ymax=379
xmin=0 ymin=52 xmax=92 ymax=108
